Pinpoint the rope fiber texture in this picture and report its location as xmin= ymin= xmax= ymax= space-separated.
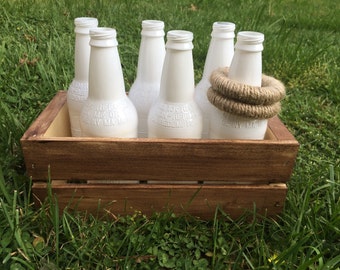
xmin=207 ymin=67 xmax=286 ymax=119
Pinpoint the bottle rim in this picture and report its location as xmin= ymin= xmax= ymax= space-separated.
xmin=167 ymin=30 xmax=193 ymax=42
xmin=234 ymin=31 xmax=264 ymax=51
xmin=142 ymin=20 xmax=164 ymax=30
xmin=141 ymin=20 xmax=165 ymax=37
xmin=211 ymin=22 xmax=235 ymax=38
xmin=74 ymin=17 xmax=98 ymax=34
xmin=213 ymin=22 xmax=235 ymax=31
xmin=237 ymin=31 xmax=264 ymax=43
xmin=90 ymin=27 xmax=118 ymax=47
xmin=166 ymin=30 xmax=194 ymax=50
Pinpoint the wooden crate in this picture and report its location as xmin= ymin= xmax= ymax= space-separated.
xmin=20 ymin=91 xmax=299 ymax=219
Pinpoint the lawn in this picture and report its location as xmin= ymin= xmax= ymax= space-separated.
xmin=0 ymin=0 xmax=339 ymax=269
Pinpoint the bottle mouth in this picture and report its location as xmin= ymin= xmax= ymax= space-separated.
xmin=142 ymin=20 xmax=164 ymax=30
xmin=90 ymin=28 xmax=118 ymax=47
xmin=74 ymin=17 xmax=98 ymax=34
xmin=167 ymin=30 xmax=193 ymax=42
xmin=237 ymin=31 xmax=264 ymax=44
xmin=234 ymin=31 xmax=264 ymax=52
xmin=141 ymin=20 xmax=165 ymax=37
xmin=212 ymin=22 xmax=235 ymax=38
xmin=166 ymin=30 xmax=194 ymax=50
xmin=213 ymin=22 xmax=235 ymax=31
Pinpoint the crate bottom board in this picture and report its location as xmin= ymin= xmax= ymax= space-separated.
xmin=33 ymin=181 xmax=287 ymax=219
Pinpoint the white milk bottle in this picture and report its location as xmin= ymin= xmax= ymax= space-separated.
xmin=128 ymin=20 xmax=165 ymax=138
xmin=67 ymin=17 xmax=98 ymax=137
xmin=148 ymin=30 xmax=202 ymax=139
xmin=194 ymin=22 xmax=235 ymax=138
xmin=80 ymin=28 xmax=138 ymax=137
xmin=209 ymin=31 xmax=267 ymax=139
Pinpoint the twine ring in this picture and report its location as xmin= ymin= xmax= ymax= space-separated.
xmin=207 ymin=67 xmax=286 ymax=119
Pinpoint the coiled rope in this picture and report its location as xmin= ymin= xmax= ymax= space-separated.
xmin=207 ymin=67 xmax=286 ymax=119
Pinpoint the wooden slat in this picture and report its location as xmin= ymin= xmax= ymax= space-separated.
xmin=22 ymin=138 xmax=298 ymax=183
xmin=33 ymin=182 xmax=287 ymax=219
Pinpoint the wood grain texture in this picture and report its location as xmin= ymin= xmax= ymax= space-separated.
xmin=21 ymin=91 xmax=68 ymax=139
xmin=22 ymin=138 xmax=298 ymax=183
xmin=20 ymin=91 xmax=299 ymax=183
xmin=33 ymin=182 xmax=287 ymax=219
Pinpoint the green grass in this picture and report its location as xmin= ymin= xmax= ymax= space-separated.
xmin=0 ymin=0 xmax=339 ymax=268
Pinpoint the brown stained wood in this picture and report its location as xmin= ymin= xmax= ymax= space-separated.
xmin=22 ymin=138 xmax=298 ymax=183
xmin=267 ymin=116 xmax=297 ymax=141
xmin=263 ymin=126 xmax=276 ymax=140
xmin=20 ymin=91 xmax=299 ymax=183
xmin=21 ymin=91 xmax=67 ymax=139
xmin=33 ymin=182 xmax=287 ymax=219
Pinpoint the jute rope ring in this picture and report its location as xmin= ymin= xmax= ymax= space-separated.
xmin=210 ymin=67 xmax=286 ymax=106
xmin=207 ymin=67 xmax=286 ymax=119
xmin=207 ymin=88 xmax=281 ymax=119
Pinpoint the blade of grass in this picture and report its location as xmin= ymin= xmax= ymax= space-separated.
xmin=0 ymin=197 xmax=14 ymax=231
xmin=0 ymin=166 xmax=12 ymax=204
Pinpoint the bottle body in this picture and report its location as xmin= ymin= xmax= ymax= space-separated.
xmin=128 ymin=20 xmax=165 ymax=137
xmin=194 ymin=22 xmax=235 ymax=138
xmin=209 ymin=31 xmax=267 ymax=139
xmin=67 ymin=17 xmax=98 ymax=137
xmin=209 ymin=109 xmax=268 ymax=139
xmin=80 ymin=28 xmax=138 ymax=138
xmin=148 ymin=30 xmax=202 ymax=139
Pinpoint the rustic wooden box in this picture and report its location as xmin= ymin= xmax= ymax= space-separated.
xmin=20 ymin=91 xmax=299 ymax=219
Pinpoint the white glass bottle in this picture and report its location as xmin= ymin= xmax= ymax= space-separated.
xmin=67 ymin=17 xmax=98 ymax=137
xmin=80 ymin=28 xmax=138 ymax=138
xmin=148 ymin=30 xmax=202 ymax=139
xmin=209 ymin=31 xmax=268 ymax=139
xmin=194 ymin=22 xmax=235 ymax=138
xmin=128 ymin=20 xmax=165 ymax=138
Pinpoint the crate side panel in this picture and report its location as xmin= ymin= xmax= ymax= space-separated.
xmin=33 ymin=182 xmax=287 ymax=219
xmin=44 ymin=103 xmax=71 ymax=137
xmin=21 ymin=91 xmax=67 ymax=139
xmin=24 ymin=139 xmax=298 ymax=183
xmin=267 ymin=117 xmax=298 ymax=141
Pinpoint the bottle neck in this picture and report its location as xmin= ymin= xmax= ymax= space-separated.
xmin=228 ymin=31 xmax=264 ymax=87
xmin=73 ymin=17 xmax=98 ymax=82
xmin=88 ymin=46 xmax=126 ymax=100
xmin=228 ymin=50 xmax=262 ymax=87
xmin=74 ymin=33 xmax=91 ymax=82
xmin=136 ymin=35 xmax=165 ymax=83
xmin=202 ymin=37 xmax=234 ymax=79
xmin=160 ymin=48 xmax=195 ymax=103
